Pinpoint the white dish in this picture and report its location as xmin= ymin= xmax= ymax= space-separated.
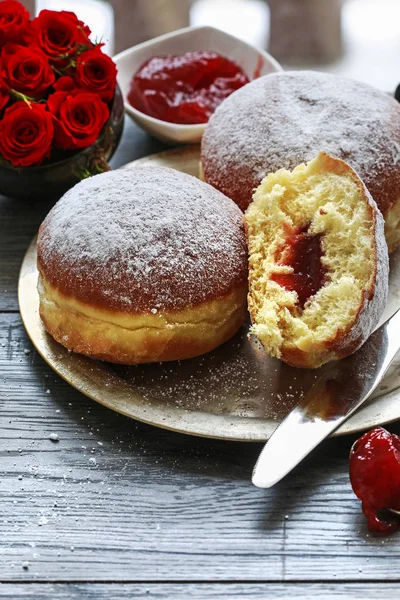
xmin=113 ymin=25 xmax=282 ymax=144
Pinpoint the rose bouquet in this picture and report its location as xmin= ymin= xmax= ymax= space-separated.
xmin=0 ymin=0 xmax=120 ymax=170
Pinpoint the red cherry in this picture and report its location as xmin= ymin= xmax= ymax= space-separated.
xmin=349 ymin=427 xmax=400 ymax=535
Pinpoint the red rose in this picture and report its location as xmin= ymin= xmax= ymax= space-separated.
xmin=0 ymin=101 xmax=54 ymax=166
xmin=48 ymin=90 xmax=109 ymax=150
xmin=31 ymin=10 xmax=91 ymax=63
xmin=53 ymin=75 xmax=76 ymax=92
xmin=76 ymin=45 xmax=117 ymax=101
xmin=0 ymin=0 xmax=30 ymax=46
xmin=1 ymin=43 xmax=55 ymax=98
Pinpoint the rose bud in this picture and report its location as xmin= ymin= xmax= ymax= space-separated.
xmin=76 ymin=46 xmax=117 ymax=102
xmin=53 ymin=75 xmax=76 ymax=93
xmin=48 ymin=90 xmax=109 ymax=150
xmin=0 ymin=101 xmax=54 ymax=167
xmin=31 ymin=10 xmax=91 ymax=64
xmin=0 ymin=0 xmax=30 ymax=46
xmin=1 ymin=43 xmax=55 ymax=99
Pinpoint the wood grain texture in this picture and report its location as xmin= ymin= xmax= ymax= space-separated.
xmin=1 ymin=583 xmax=400 ymax=599
xmin=2 ymin=312 xmax=400 ymax=583
xmin=0 ymin=119 xmax=165 ymax=312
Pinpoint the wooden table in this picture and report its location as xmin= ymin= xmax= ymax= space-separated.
xmin=1 ymin=119 xmax=400 ymax=600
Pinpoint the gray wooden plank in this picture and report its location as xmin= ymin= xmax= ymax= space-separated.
xmin=1 ymin=582 xmax=400 ymax=599
xmin=0 ymin=119 xmax=165 ymax=312
xmin=0 ymin=195 xmax=47 ymax=312
xmin=1 ymin=313 xmax=400 ymax=582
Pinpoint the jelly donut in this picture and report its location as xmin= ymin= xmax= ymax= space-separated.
xmin=201 ymin=71 xmax=400 ymax=252
xmin=37 ymin=167 xmax=248 ymax=364
xmin=244 ymin=153 xmax=389 ymax=369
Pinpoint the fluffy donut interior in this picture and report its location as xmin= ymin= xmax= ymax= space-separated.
xmin=245 ymin=153 xmax=377 ymax=360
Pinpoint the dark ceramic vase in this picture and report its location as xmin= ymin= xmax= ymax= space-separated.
xmin=0 ymin=84 xmax=125 ymax=202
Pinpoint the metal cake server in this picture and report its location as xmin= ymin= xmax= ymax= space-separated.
xmin=252 ymin=307 xmax=400 ymax=489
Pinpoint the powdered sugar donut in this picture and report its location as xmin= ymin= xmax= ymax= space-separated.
xmin=201 ymin=71 xmax=400 ymax=252
xmin=245 ymin=153 xmax=389 ymax=369
xmin=37 ymin=167 xmax=248 ymax=364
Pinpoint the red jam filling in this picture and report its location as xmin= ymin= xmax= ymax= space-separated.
xmin=350 ymin=427 xmax=400 ymax=535
xmin=271 ymin=225 xmax=327 ymax=308
xmin=127 ymin=51 xmax=249 ymax=124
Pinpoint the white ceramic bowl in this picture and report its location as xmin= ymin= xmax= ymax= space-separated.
xmin=114 ymin=25 xmax=282 ymax=144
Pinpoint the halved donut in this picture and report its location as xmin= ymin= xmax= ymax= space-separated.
xmin=201 ymin=71 xmax=400 ymax=252
xmin=244 ymin=153 xmax=389 ymax=369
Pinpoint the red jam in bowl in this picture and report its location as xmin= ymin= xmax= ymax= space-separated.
xmin=271 ymin=224 xmax=327 ymax=309
xmin=350 ymin=427 xmax=400 ymax=535
xmin=128 ymin=50 xmax=249 ymax=125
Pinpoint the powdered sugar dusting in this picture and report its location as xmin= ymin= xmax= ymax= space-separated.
xmin=202 ymin=71 xmax=400 ymax=214
xmin=38 ymin=167 xmax=247 ymax=312
xmin=113 ymin=322 xmax=311 ymax=422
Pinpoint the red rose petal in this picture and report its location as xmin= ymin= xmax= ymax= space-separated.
xmin=0 ymin=43 xmax=55 ymax=99
xmin=48 ymin=91 xmax=68 ymax=115
xmin=53 ymin=75 xmax=76 ymax=93
xmin=50 ymin=91 xmax=109 ymax=150
xmin=0 ymin=0 xmax=30 ymax=46
xmin=31 ymin=10 xmax=92 ymax=63
xmin=0 ymin=101 xmax=54 ymax=166
xmin=76 ymin=45 xmax=117 ymax=102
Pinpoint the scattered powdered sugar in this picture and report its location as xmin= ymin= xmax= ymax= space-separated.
xmin=113 ymin=321 xmax=315 ymax=422
xmin=202 ymin=71 xmax=400 ymax=214
xmin=38 ymin=167 xmax=247 ymax=312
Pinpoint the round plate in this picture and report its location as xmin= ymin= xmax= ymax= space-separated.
xmin=18 ymin=146 xmax=400 ymax=441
